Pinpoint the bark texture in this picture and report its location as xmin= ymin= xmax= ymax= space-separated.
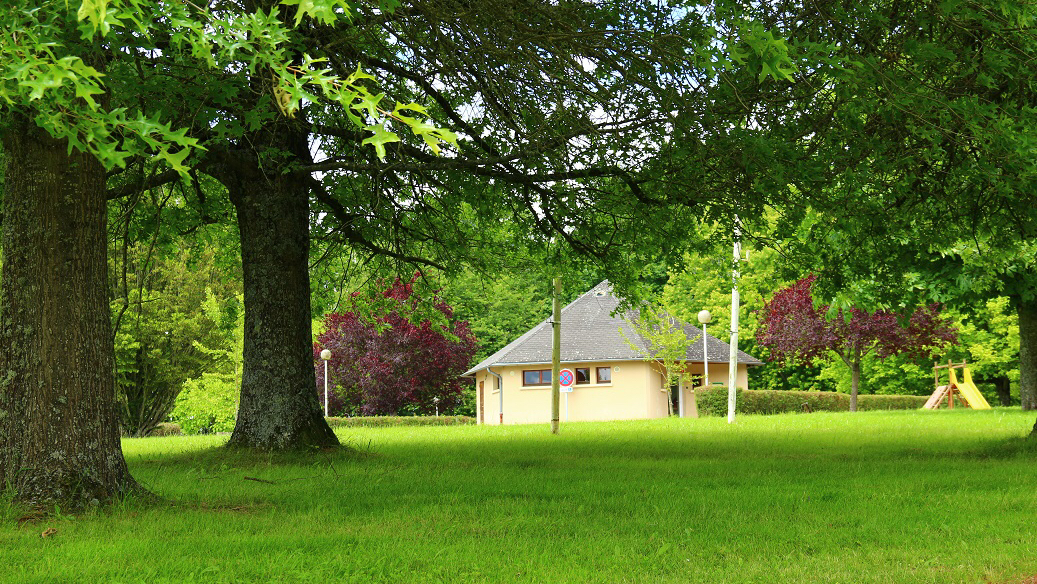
xmin=838 ymin=353 xmax=861 ymax=412
xmin=0 ymin=120 xmax=138 ymax=507
xmin=849 ymin=361 xmax=861 ymax=413
xmin=211 ymin=130 xmax=338 ymax=450
xmin=1018 ymin=297 xmax=1037 ymax=416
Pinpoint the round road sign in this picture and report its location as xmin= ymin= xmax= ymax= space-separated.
xmin=559 ymin=368 xmax=575 ymax=388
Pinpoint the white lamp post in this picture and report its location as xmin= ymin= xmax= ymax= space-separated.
xmin=698 ymin=310 xmax=712 ymax=390
xmin=320 ymin=349 xmax=332 ymax=417
xmin=727 ymin=216 xmax=746 ymax=424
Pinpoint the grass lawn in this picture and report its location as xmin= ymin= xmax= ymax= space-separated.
xmin=4 ymin=409 xmax=1037 ymax=583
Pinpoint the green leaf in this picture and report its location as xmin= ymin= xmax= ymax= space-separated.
xmin=73 ymin=79 xmax=105 ymax=109
xmin=281 ymin=0 xmax=352 ymax=26
xmin=352 ymin=90 xmax=385 ymax=121
xmin=344 ymin=66 xmax=376 ymax=86
xmin=392 ymin=102 xmax=428 ymax=117
xmin=158 ymin=145 xmax=192 ymax=175
xmin=77 ymin=0 xmax=108 ymax=34
xmin=361 ymin=125 xmax=400 ymax=160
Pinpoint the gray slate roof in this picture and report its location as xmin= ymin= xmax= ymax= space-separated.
xmin=463 ymin=281 xmax=763 ymax=376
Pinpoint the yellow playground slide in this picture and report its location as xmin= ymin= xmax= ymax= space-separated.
xmin=950 ymin=367 xmax=992 ymax=410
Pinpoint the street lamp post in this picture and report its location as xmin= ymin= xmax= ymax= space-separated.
xmin=698 ymin=310 xmax=712 ymax=389
xmin=320 ymin=349 xmax=331 ymax=417
xmin=727 ymin=217 xmax=746 ymax=424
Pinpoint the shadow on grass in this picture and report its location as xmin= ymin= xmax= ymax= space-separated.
xmin=972 ymin=435 xmax=1037 ymax=460
xmin=126 ymin=437 xmax=372 ymax=469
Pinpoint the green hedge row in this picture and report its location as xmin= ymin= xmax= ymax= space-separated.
xmin=143 ymin=416 xmax=475 ymax=436
xmin=147 ymin=422 xmax=183 ymax=437
xmin=326 ymin=415 xmax=476 ymax=428
xmin=696 ymin=387 xmax=929 ymax=416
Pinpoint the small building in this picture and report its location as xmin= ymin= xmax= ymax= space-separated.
xmin=463 ymin=281 xmax=763 ymax=425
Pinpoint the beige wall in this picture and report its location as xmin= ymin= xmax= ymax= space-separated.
xmin=474 ymin=360 xmax=754 ymax=425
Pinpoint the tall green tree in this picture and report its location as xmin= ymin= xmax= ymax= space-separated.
xmin=950 ymin=298 xmax=1021 ymax=406
xmin=0 ymin=0 xmax=428 ymax=504
xmin=0 ymin=115 xmax=137 ymax=507
xmin=192 ymin=0 xmax=808 ymax=448
xmin=0 ymin=2 xmax=156 ymax=508
xmin=442 ymin=267 xmax=553 ymax=364
xmin=110 ymin=228 xmax=242 ymax=437
xmin=756 ymin=2 xmax=1037 ymax=419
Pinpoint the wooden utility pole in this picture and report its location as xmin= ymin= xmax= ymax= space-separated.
xmin=551 ymin=277 xmax=561 ymax=434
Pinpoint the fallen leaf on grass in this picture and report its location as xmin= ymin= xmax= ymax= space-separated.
xmin=40 ymin=528 xmax=57 ymax=538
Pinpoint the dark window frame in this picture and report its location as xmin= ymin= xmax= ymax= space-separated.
xmin=575 ymin=367 xmax=591 ymax=384
xmin=596 ymin=366 xmax=612 ymax=384
xmin=522 ymin=369 xmax=553 ymax=387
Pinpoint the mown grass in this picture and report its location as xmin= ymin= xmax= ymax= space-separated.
xmin=4 ymin=409 xmax=1037 ymax=583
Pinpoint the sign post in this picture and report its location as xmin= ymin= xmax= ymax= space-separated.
xmin=551 ymin=278 xmax=561 ymax=434
xmin=559 ymin=368 xmax=575 ymax=421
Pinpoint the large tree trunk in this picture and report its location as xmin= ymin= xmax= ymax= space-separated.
xmin=0 ymin=121 xmax=138 ymax=508
xmin=1017 ymin=297 xmax=1037 ymax=436
xmin=212 ymin=142 xmax=338 ymax=450
xmin=1019 ymin=297 xmax=1037 ymax=414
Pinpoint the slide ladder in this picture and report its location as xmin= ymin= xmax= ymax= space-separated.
xmin=923 ymin=386 xmax=949 ymax=410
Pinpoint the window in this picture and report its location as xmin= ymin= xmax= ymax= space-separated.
xmin=596 ymin=367 xmax=612 ymax=383
xmin=523 ymin=369 xmax=552 ymax=386
xmin=575 ymin=367 xmax=591 ymax=384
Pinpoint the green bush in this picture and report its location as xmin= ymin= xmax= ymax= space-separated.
xmin=326 ymin=416 xmax=475 ymax=428
xmin=697 ymin=387 xmax=928 ymax=416
xmin=171 ymin=373 xmax=239 ymax=434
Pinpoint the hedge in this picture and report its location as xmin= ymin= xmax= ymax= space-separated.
xmin=326 ymin=415 xmax=476 ymax=428
xmin=147 ymin=422 xmax=183 ymax=437
xmin=696 ymin=387 xmax=929 ymax=417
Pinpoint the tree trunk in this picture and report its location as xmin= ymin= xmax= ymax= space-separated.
xmin=1017 ymin=297 xmax=1037 ymax=436
xmin=849 ymin=360 xmax=861 ymax=412
xmin=838 ymin=353 xmax=861 ymax=412
xmin=991 ymin=375 xmax=1012 ymax=407
xmin=212 ymin=145 xmax=338 ymax=450
xmin=0 ymin=120 xmax=138 ymax=508
xmin=1019 ymin=297 xmax=1037 ymax=413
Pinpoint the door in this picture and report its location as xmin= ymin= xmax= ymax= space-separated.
xmin=479 ymin=380 xmax=485 ymax=424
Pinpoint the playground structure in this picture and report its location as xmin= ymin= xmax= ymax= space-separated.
xmin=923 ymin=361 xmax=992 ymax=410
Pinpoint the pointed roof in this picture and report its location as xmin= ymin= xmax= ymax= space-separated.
xmin=463 ymin=281 xmax=762 ymax=376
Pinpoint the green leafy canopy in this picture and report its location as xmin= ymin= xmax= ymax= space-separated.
xmin=1 ymin=0 xmax=454 ymax=176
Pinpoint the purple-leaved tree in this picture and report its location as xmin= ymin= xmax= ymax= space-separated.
xmin=759 ymin=276 xmax=958 ymax=411
xmin=314 ymin=277 xmax=477 ymax=416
